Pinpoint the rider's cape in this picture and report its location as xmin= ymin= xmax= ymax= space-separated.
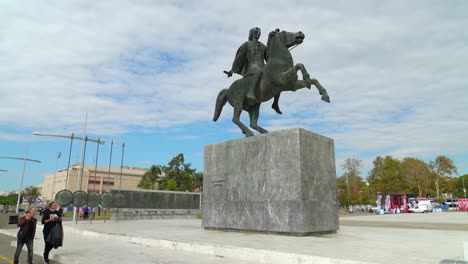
xmin=231 ymin=41 xmax=250 ymax=76
xmin=231 ymin=41 xmax=267 ymax=76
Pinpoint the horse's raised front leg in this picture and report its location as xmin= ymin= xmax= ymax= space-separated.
xmin=309 ymin=78 xmax=330 ymax=103
xmin=232 ymin=104 xmax=254 ymax=137
xmin=295 ymin=63 xmax=330 ymax=103
xmin=294 ymin=63 xmax=311 ymax=87
xmin=249 ymin=104 xmax=268 ymax=134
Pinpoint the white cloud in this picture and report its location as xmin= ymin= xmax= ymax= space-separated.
xmin=0 ymin=1 xmax=467 ymax=175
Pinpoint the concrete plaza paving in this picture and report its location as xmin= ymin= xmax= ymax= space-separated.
xmin=1 ymin=212 xmax=468 ymax=263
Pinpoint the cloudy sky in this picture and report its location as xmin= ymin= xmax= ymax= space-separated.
xmin=1 ymin=1 xmax=467 ymax=192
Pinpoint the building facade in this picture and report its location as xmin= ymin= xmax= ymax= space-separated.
xmin=41 ymin=163 xmax=148 ymax=202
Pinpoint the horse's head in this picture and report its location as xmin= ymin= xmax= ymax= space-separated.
xmin=266 ymin=29 xmax=305 ymax=59
xmin=268 ymin=29 xmax=305 ymax=49
xmin=279 ymin=30 xmax=305 ymax=48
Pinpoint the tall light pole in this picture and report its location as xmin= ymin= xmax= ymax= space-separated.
xmin=345 ymin=173 xmax=350 ymax=206
xmin=33 ymin=132 xmax=76 ymax=190
xmin=33 ymin=130 xmax=104 ymax=223
xmin=77 ymin=113 xmax=88 ymax=195
xmin=463 ymin=178 xmax=466 ymax=199
xmin=118 ymin=142 xmax=125 ymax=191
xmin=0 ymin=145 xmax=42 ymax=213
xmin=51 ymin=152 xmax=61 ymax=202
xmin=106 ymin=140 xmax=114 ymax=192
xmin=33 ymin=132 xmax=104 ymax=191
xmin=92 ymin=138 xmax=101 ymax=193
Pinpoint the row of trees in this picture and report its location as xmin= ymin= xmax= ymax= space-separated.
xmin=337 ymin=155 xmax=466 ymax=206
xmin=0 ymin=186 xmax=41 ymax=207
xmin=137 ymin=153 xmax=203 ymax=192
xmin=0 ymin=193 xmax=18 ymax=206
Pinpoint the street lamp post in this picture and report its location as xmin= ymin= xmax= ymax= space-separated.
xmin=51 ymin=152 xmax=61 ymax=202
xmin=92 ymin=138 xmax=101 ymax=193
xmin=106 ymin=140 xmax=114 ymax=192
xmin=65 ymin=133 xmax=74 ymax=190
xmin=463 ymin=178 xmax=466 ymax=199
xmin=33 ymin=132 xmax=104 ymax=191
xmin=33 ymin=130 xmax=104 ymax=223
xmin=118 ymin=142 xmax=125 ymax=191
xmin=0 ymin=145 xmax=42 ymax=213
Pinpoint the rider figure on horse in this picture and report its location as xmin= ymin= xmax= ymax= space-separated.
xmin=224 ymin=27 xmax=283 ymax=114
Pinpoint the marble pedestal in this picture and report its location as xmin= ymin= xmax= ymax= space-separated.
xmin=202 ymin=128 xmax=339 ymax=236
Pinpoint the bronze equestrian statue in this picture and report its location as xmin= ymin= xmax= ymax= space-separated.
xmin=214 ymin=28 xmax=330 ymax=137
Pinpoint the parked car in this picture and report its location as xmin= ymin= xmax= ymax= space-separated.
xmin=444 ymin=198 xmax=458 ymax=208
xmin=6 ymin=207 xmax=24 ymax=213
xmin=408 ymin=200 xmax=433 ymax=213
xmin=32 ymin=205 xmax=45 ymax=215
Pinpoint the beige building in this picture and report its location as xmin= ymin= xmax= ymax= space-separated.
xmin=41 ymin=163 xmax=148 ymax=202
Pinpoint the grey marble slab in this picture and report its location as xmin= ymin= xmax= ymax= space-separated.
xmin=202 ymin=128 xmax=339 ymax=236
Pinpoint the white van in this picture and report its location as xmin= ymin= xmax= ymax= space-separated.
xmin=409 ymin=200 xmax=433 ymax=213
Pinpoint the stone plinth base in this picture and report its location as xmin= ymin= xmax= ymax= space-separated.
xmin=202 ymin=128 xmax=339 ymax=235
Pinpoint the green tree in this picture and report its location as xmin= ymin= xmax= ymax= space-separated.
xmin=401 ymin=157 xmax=433 ymax=197
xmin=167 ymin=153 xmax=185 ymax=188
xmin=368 ymin=156 xmax=408 ymax=195
xmin=337 ymin=158 xmax=367 ymax=205
xmin=455 ymin=174 xmax=468 ymax=198
xmin=137 ymin=165 xmax=162 ymax=190
xmin=165 ymin=179 xmax=177 ymax=191
xmin=138 ymin=153 xmax=203 ymax=192
xmin=0 ymin=193 xmax=18 ymax=206
xmin=162 ymin=153 xmax=202 ymax=191
xmin=429 ymin=156 xmax=458 ymax=198
xmin=441 ymin=176 xmax=459 ymax=198
xmin=368 ymin=156 xmax=384 ymax=184
xmin=21 ymin=186 xmax=41 ymax=205
xmin=191 ymin=172 xmax=203 ymax=192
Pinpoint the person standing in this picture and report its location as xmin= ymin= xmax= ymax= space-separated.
xmin=83 ymin=205 xmax=89 ymax=219
xmin=41 ymin=201 xmax=62 ymax=264
xmin=13 ymin=208 xmax=37 ymax=264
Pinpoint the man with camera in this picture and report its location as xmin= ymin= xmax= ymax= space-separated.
xmin=13 ymin=208 xmax=37 ymax=264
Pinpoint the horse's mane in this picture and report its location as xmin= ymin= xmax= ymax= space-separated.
xmin=266 ymin=28 xmax=280 ymax=59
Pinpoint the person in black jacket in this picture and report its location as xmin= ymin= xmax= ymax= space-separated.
xmin=41 ymin=201 xmax=62 ymax=264
xmin=14 ymin=208 xmax=37 ymax=264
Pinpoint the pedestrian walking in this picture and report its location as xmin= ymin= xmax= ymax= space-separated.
xmin=42 ymin=201 xmax=63 ymax=264
xmin=13 ymin=208 xmax=37 ymax=264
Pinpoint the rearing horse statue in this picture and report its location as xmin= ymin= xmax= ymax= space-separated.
xmin=213 ymin=29 xmax=330 ymax=137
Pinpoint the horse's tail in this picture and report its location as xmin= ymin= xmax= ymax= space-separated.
xmin=213 ymin=89 xmax=228 ymax=122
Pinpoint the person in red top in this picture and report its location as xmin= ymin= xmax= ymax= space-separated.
xmin=13 ymin=208 xmax=37 ymax=264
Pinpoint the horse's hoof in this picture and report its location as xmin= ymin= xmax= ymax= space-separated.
xmin=321 ymin=94 xmax=330 ymax=103
xmin=272 ymin=104 xmax=282 ymax=114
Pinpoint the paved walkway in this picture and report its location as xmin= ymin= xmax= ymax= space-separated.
xmin=0 ymin=222 xmax=256 ymax=264
xmin=340 ymin=211 xmax=468 ymax=231
xmin=1 ymin=212 xmax=467 ymax=263
xmin=0 ymin=233 xmax=61 ymax=264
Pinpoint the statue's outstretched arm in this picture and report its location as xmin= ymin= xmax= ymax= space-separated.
xmin=223 ymin=70 xmax=233 ymax=77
